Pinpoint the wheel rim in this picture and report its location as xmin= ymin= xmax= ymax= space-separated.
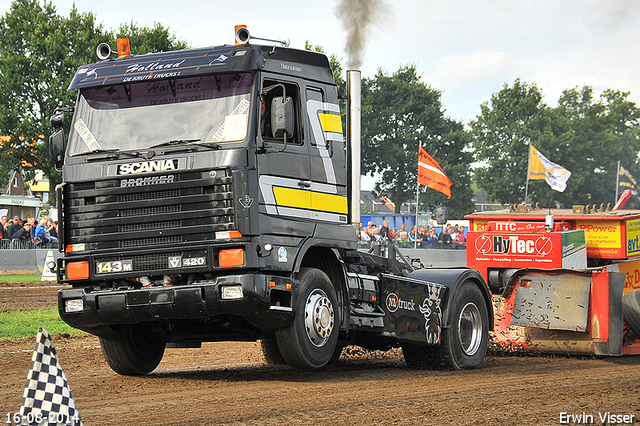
xmin=304 ymin=288 xmax=334 ymax=347
xmin=457 ymin=302 xmax=482 ymax=356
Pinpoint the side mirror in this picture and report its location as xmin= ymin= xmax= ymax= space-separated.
xmin=49 ymin=112 xmax=65 ymax=170
xmin=50 ymin=112 xmax=64 ymax=128
xmin=271 ymin=96 xmax=294 ymax=139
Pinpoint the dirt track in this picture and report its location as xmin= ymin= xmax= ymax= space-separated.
xmin=2 ymin=281 xmax=640 ymax=425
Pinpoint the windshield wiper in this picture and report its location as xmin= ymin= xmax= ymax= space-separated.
xmin=149 ymin=139 xmax=202 ymax=149
xmin=71 ymin=148 xmax=120 ymax=160
xmin=79 ymin=149 xmax=148 ymax=162
xmin=148 ymin=138 xmax=222 ymax=153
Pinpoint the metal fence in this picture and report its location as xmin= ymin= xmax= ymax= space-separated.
xmin=1 ymin=239 xmax=44 ymax=249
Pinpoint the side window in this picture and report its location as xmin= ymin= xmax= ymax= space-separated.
xmin=261 ymin=80 xmax=301 ymax=145
xmin=306 ymin=87 xmax=324 ymax=147
xmin=307 ymin=86 xmax=342 ymax=148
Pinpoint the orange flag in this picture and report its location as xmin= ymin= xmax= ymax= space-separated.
xmin=417 ymin=146 xmax=452 ymax=198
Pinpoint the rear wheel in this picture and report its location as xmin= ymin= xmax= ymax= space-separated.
xmin=260 ymin=337 xmax=286 ymax=364
xmin=403 ymin=281 xmax=489 ymax=370
xmin=100 ymin=324 xmax=165 ymax=376
xmin=622 ymin=290 xmax=640 ymax=336
xmin=402 ymin=343 xmax=438 ymax=369
xmin=275 ymin=268 xmax=339 ymax=369
xmin=442 ymin=282 xmax=489 ymax=370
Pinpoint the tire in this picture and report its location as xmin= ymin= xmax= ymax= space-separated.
xmin=260 ymin=337 xmax=286 ymax=365
xmin=100 ymin=324 xmax=165 ymax=376
xmin=328 ymin=345 xmax=344 ymax=364
xmin=275 ymin=268 xmax=339 ymax=369
xmin=402 ymin=343 xmax=438 ymax=369
xmin=441 ymin=281 xmax=489 ymax=370
xmin=405 ymin=281 xmax=489 ymax=370
xmin=622 ymin=290 xmax=640 ymax=336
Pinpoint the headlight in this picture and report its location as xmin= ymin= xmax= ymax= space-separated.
xmin=64 ymin=299 xmax=84 ymax=313
xmin=221 ymin=285 xmax=243 ymax=300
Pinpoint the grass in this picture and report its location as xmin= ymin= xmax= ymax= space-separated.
xmin=0 ymin=308 xmax=83 ymax=340
xmin=0 ymin=274 xmax=42 ymax=282
xmin=0 ymin=273 xmax=83 ymax=340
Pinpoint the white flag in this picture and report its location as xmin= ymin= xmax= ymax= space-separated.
xmin=529 ymin=145 xmax=571 ymax=192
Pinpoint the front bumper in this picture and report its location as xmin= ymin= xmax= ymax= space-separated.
xmin=58 ymin=273 xmax=295 ymax=339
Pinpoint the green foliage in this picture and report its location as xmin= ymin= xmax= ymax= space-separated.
xmin=0 ymin=0 xmax=188 ymax=197
xmin=305 ymin=41 xmax=346 ymax=119
xmin=0 ymin=0 xmax=104 ymax=192
xmin=361 ymin=65 xmax=474 ymax=218
xmin=113 ymin=21 xmax=189 ymax=54
xmin=554 ymin=86 xmax=640 ymax=206
xmin=470 ymin=79 xmax=552 ymax=205
xmin=0 ymin=308 xmax=83 ymax=339
xmin=471 ymin=79 xmax=640 ymax=207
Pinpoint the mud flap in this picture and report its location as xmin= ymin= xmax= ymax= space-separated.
xmin=592 ymin=270 xmax=624 ymax=356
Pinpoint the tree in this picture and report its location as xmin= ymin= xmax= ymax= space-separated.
xmin=472 ymin=79 xmax=640 ymax=208
xmin=114 ymin=21 xmax=189 ymax=54
xmin=305 ymin=41 xmax=346 ymax=118
xmin=0 ymin=0 xmax=104 ymax=191
xmin=470 ymin=79 xmax=555 ymax=206
xmin=0 ymin=0 xmax=189 ymax=197
xmin=554 ymin=86 xmax=640 ymax=206
xmin=361 ymin=65 xmax=473 ymax=218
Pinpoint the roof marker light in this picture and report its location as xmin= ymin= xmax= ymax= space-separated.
xmin=117 ymin=38 xmax=131 ymax=57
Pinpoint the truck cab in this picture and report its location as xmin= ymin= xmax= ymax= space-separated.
xmin=51 ymin=33 xmax=492 ymax=375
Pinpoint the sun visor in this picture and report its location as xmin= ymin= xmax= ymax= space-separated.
xmin=68 ymin=46 xmax=263 ymax=90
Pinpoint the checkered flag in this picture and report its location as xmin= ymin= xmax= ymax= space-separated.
xmin=19 ymin=328 xmax=82 ymax=426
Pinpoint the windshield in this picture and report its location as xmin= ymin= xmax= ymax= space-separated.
xmin=67 ymin=72 xmax=254 ymax=156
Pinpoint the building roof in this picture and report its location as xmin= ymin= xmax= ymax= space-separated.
xmin=360 ymin=190 xmax=394 ymax=214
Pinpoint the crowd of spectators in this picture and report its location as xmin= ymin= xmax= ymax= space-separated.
xmin=358 ymin=220 xmax=466 ymax=249
xmin=1 ymin=214 xmax=58 ymax=249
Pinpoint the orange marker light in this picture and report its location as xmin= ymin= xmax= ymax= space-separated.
xmin=269 ymin=281 xmax=276 ymax=288
xmin=67 ymin=261 xmax=89 ymax=280
xmin=219 ymin=248 xmax=245 ymax=268
xmin=286 ymin=283 xmax=292 ymax=290
xmin=117 ymin=38 xmax=131 ymax=57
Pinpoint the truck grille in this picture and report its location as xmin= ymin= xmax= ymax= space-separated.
xmin=64 ymin=170 xmax=234 ymax=253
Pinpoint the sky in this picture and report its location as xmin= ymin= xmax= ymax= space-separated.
xmin=2 ymin=0 xmax=640 ymax=189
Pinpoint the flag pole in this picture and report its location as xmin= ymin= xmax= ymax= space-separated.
xmin=524 ymin=142 xmax=532 ymax=204
xmin=415 ymin=144 xmax=420 ymax=249
xmin=615 ymin=160 xmax=620 ymax=203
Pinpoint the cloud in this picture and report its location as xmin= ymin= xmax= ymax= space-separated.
xmin=435 ymin=49 xmax=516 ymax=87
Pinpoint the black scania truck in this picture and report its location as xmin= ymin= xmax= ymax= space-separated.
xmin=50 ymin=28 xmax=493 ymax=375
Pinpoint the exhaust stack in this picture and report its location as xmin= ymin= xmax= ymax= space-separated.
xmin=347 ymin=70 xmax=361 ymax=228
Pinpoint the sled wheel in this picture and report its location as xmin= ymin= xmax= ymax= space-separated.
xmin=275 ymin=268 xmax=339 ymax=369
xmin=260 ymin=337 xmax=286 ymax=364
xmin=622 ymin=290 xmax=640 ymax=336
xmin=100 ymin=324 xmax=165 ymax=376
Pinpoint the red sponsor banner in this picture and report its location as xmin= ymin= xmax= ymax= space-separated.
xmin=467 ymin=231 xmax=563 ymax=282
xmin=487 ymin=221 xmax=546 ymax=233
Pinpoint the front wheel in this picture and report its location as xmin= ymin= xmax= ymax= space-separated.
xmin=100 ymin=324 xmax=165 ymax=375
xmin=275 ymin=268 xmax=339 ymax=369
